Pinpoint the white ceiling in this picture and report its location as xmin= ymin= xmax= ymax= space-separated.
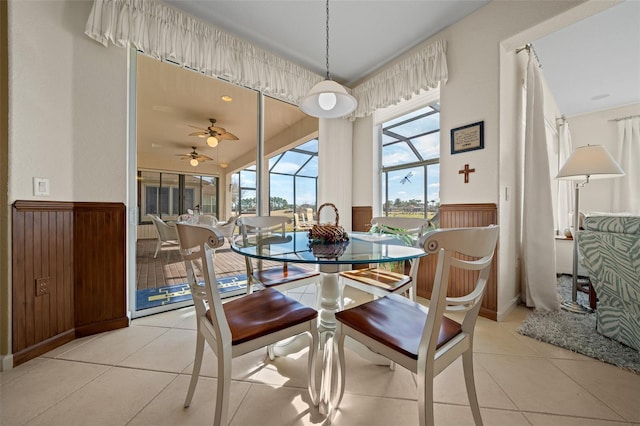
xmin=533 ymin=0 xmax=640 ymax=117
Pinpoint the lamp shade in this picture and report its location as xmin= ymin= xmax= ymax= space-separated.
xmin=299 ymin=79 xmax=357 ymax=119
xmin=556 ymin=145 xmax=624 ymax=180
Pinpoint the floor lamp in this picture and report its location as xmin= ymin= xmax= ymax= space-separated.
xmin=556 ymin=145 xmax=624 ymax=314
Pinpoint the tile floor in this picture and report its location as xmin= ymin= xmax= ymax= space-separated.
xmin=1 ymin=285 xmax=639 ymax=426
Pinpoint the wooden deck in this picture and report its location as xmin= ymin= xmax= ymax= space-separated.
xmin=136 ymin=238 xmax=303 ymax=291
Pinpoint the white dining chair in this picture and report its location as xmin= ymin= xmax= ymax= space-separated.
xmin=176 ymin=223 xmax=319 ymax=426
xmin=339 ymin=217 xmax=431 ymax=304
xmin=236 ymin=215 xmax=320 ymax=296
xmin=149 ymin=214 xmax=179 ymax=258
xmin=331 ymin=225 xmax=499 ymax=426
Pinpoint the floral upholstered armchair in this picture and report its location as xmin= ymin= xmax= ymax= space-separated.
xmin=578 ymin=215 xmax=640 ymax=351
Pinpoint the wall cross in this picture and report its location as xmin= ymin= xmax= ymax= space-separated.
xmin=458 ymin=164 xmax=475 ymax=183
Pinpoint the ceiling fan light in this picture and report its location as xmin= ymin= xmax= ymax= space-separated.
xmin=299 ymin=79 xmax=357 ymax=118
xmin=207 ymin=136 xmax=219 ymax=147
xmin=190 ymin=158 xmax=199 ymax=167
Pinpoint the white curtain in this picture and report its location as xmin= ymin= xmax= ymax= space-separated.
xmin=613 ymin=117 xmax=640 ymax=214
xmin=521 ymin=56 xmax=560 ymax=311
xmin=557 ymin=119 xmax=573 ymax=232
xmin=351 ymin=39 xmax=448 ymax=119
xmin=84 ymin=0 xmax=448 ymax=115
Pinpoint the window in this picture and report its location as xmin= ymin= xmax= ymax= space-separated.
xmin=381 ymin=104 xmax=440 ymax=222
xmin=269 ymin=138 xmax=318 ymax=217
xmin=138 ymin=171 xmax=218 ymax=223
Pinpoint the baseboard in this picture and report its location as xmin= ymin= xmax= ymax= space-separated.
xmin=75 ymin=316 xmax=129 ymax=338
xmin=497 ymin=295 xmax=521 ymax=322
xmin=0 ymin=354 xmax=14 ymax=371
xmin=12 ymin=329 xmax=75 ymax=367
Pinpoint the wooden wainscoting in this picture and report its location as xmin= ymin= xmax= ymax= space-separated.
xmin=352 ymin=206 xmax=373 ymax=232
xmin=416 ymin=203 xmax=498 ymax=320
xmin=11 ymin=201 xmax=127 ymax=366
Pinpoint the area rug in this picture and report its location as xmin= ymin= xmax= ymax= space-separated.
xmin=518 ymin=275 xmax=640 ymax=374
xmin=136 ymin=274 xmax=248 ymax=310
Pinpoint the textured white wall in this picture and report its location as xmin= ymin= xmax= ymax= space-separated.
xmin=8 ymin=0 xmax=127 ymax=203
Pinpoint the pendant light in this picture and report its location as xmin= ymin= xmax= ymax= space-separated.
xmin=299 ymin=0 xmax=357 ymax=119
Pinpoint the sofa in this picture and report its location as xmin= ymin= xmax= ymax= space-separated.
xmin=578 ymin=215 xmax=640 ymax=351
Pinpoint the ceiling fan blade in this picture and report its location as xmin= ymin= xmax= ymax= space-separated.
xmin=197 ymin=155 xmax=214 ymax=161
xmin=208 ymin=125 xmax=227 ymax=134
xmin=189 ymin=132 xmax=208 ymax=137
xmin=218 ymin=132 xmax=239 ymax=141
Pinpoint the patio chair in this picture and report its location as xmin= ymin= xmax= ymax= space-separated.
xmin=149 ymin=214 xmax=179 ymax=258
xmin=176 ymin=223 xmax=319 ymax=426
xmin=331 ymin=225 xmax=499 ymax=426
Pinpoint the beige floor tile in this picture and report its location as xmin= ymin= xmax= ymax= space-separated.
xmin=552 ymin=358 xmax=640 ymax=422
xmin=230 ymin=382 xmax=322 ymax=425
xmin=512 ymin=332 xmax=594 ymax=360
xmin=27 ymin=366 xmax=176 ymax=426
xmin=56 ymin=325 xmax=168 ymax=365
xmin=472 ymin=321 xmax=539 ymax=356
xmin=181 ymin=345 xmax=268 ymax=382
xmin=118 ymin=328 xmax=197 ymax=373
xmin=477 ymin=353 xmax=624 ymax=420
xmin=133 ymin=306 xmax=196 ymax=328
xmin=336 ymin=348 xmax=417 ymax=400
xmin=0 ymin=357 xmax=48 ymax=385
xmin=524 ymin=412 xmax=634 ymax=425
xmin=432 ymin=404 xmax=531 ymax=426
xmin=40 ymin=333 xmax=101 ymax=359
xmin=129 ymin=374 xmax=251 ymax=426
xmin=254 ymin=347 xmax=317 ymax=391
xmin=330 ymin=393 xmax=419 ymax=425
xmin=0 ymin=359 xmax=109 ymax=425
xmin=434 ymin=358 xmax=517 ymax=410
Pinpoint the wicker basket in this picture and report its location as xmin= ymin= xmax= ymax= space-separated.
xmin=308 ymin=203 xmax=349 ymax=243
xmin=309 ymin=241 xmax=349 ymax=259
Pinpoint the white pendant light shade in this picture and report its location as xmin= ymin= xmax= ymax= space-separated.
xmin=557 ymin=145 xmax=624 ymax=180
xmin=300 ymin=80 xmax=357 ymax=119
xmin=190 ymin=158 xmax=199 ymax=167
xmin=207 ymin=135 xmax=219 ymax=147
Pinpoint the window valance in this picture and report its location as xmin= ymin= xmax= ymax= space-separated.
xmin=84 ymin=0 xmax=323 ymax=105
xmin=351 ymin=39 xmax=448 ymax=119
xmin=85 ymin=0 xmax=447 ymax=118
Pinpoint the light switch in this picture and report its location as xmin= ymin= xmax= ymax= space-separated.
xmin=33 ymin=177 xmax=50 ymax=196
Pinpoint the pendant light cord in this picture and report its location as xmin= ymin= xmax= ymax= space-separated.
xmin=325 ymin=0 xmax=330 ymax=80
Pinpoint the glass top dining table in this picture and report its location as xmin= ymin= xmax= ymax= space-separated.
xmin=231 ymin=230 xmax=427 ymax=413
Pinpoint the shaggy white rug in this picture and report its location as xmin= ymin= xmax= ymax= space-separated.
xmin=517 ymin=275 xmax=640 ymax=374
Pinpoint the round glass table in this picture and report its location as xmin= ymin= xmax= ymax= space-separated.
xmin=231 ymin=230 xmax=427 ymax=412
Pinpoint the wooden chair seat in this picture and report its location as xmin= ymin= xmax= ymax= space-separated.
xmin=339 ymin=268 xmax=411 ymax=294
xmin=340 ymin=217 xmax=430 ymax=304
xmin=206 ymin=288 xmax=317 ymax=345
xmin=334 ymin=294 xmax=462 ymax=359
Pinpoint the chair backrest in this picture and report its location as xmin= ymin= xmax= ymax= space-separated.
xmin=370 ymin=216 xmax=431 ymax=247
xmin=150 ymin=214 xmax=178 ymax=241
xmin=215 ymin=215 xmax=238 ymax=242
xmin=197 ymin=215 xmax=218 ymax=227
xmin=175 ymin=224 xmax=231 ymax=343
xmin=420 ymin=225 xmax=499 ymax=358
xmin=237 ymin=215 xmax=289 ymax=243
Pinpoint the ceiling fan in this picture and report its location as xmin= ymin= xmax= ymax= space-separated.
xmin=189 ymin=118 xmax=239 ymax=148
xmin=176 ymin=146 xmax=213 ymax=167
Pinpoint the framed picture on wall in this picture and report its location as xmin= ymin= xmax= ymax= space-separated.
xmin=451 ymin=121 xmax=484 ymax=154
